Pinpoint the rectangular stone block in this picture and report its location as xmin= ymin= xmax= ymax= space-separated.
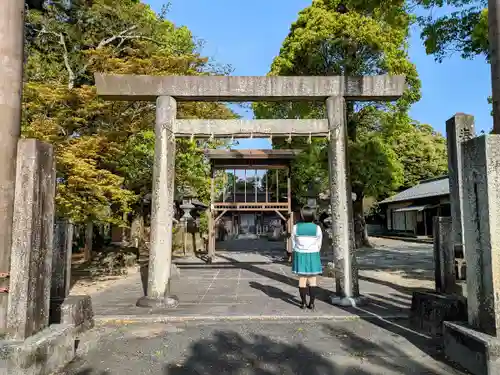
xmin=446 ymin=114 xmax=475 ymax=260
xmin=410 ymin=291 xmax=467 ymax=336
xmin=461 ymin=135 xmax=500 ymax=335
xmin=0 ymin=324 xmax=75 ymax=375
xmin=95 ymin=74 xmax=406 ymax=101
xmin=60 ymin=295 xmax=94 ymax=334
xmin=174 ymin=119 xmax=330 ymax=137
xmin=51 ymin=220 xmax=73 ymax=301
xmin=432 ymin=217 xmax=458 ymax=294
xmin=444 ymin=321 xmax=500 ymax=375
xmin=7 ymin=140 xmax=56 ymax=340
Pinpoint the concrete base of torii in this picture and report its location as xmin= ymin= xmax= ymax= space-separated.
xmin=136 ymin=295 xmax=179 ymax=309
xmin=330 ymin=295 xmax=367 ymax=307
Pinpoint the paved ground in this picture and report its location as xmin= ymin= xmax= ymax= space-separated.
xmin=62 ymin=320 xmax=465 ymax=374
xmin=90 ymin=238 xmax=435 ymax=319
xmin=59 ymin=238 xmax=468 ymax=375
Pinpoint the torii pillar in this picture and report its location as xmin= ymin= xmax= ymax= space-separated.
xmin=94 ymin=73 xmax=405 ymax=308
xmin=0 ymin=0 xmax=26 ymax=328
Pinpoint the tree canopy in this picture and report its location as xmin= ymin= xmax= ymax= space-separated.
xmin=23 ymin=0 xmax=235 ymax=226
xmin=254 ymin=0 xmax=448 ymax=247
xmin=418 ymin=0 xmax=488 ymax=61
xmin=22 ymin=0 xmax=451 ymax=249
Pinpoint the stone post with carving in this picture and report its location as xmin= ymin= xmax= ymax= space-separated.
xmin=446 ymin=113 xmax=475 ymax=267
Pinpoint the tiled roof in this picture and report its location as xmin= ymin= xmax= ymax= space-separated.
xmin=380 ymin=176 xmax=449 ymax=204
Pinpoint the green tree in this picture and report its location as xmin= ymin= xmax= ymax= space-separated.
xmin=225 ymin=172 xmax=237 ymax=191
xmin=386 ymin=118 xmax=448 ymax=188
xmin=255 ymin=0 xmax=422 ymax=247
xmin=418 ymin=0 xmax=488 ymax=61
xmin=416 ymin=1 xmax=494 ymax=121
xmin=23 ymin=0 xmax=236 ymax=255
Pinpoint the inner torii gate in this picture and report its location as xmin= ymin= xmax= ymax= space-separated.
xmin=94 ymin=73 xmax=405 ymax=309
xmin=205 ymin=149 xmax=300 ymax=263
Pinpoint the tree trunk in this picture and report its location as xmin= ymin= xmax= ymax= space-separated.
xmin=352 ymin=191 xmax=371 ymax=249
xmin=83 ymin=221 xmax=93 ymax=262
xmin=121 ymin=212 xmax=129 ymax=246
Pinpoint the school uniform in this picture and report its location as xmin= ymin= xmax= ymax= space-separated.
xmin=291 ymin=222 xmax=322 ymax=276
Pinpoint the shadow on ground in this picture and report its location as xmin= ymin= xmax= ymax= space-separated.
xmin=215 ymin=238 xmax=434 ymax=282
xmin=356 ymin=246 xmax=434 ymax=282
xmin=67 ymin=323 xmax=460 ymax=374
xmin=164 ymin=331 xmax=425 ymax=374
xmin=249 ymin=280 xmax=302 ymax=307
xmin=68 ymin=238 xmax=462 ymax=374
xmin=174 ymin=251 xmax=455 ymax=372
xmin=358 ymin=275 xmax=427 ymax=296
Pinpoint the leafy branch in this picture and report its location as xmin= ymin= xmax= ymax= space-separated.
xmin=38 ymin=27 xmax=76 ymax=89
xmin=37 ymin=24 xmax=171 ymax=89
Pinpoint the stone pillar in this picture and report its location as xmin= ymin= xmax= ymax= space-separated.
xmin=50 ymin=219 xmax=77 ymax=326
xmin=51 ymin=220 xmax=74 ymax=301
xmin=7 ymin=140 xmax=56 ymax=340
xmin=50 ymin=220 xmax=95 ymax=332
xmin=446 ymin=114 xmax=475 ymax=261
xmin=136 ymin=96 xmax=178 ymax=308
xmin=432 ymin=217 xmax=457 ymax=294
xmin=287 ymin=168 xmax=293 ymax=256
xmin=207 ymin=167 xmax=216 ymax=262
xmin=0 ymin=0 xmax=26 ymax=329
xmin=325 ymin=96 xmax=361 ymax=306
xmin=443 ymin=134 xmax=500 ymax=375
xmin=461 ymin=135 xmax=500 ymax=335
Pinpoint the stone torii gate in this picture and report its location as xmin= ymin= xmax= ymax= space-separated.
xmin=94 ymin=73 xmax=405 ymax=308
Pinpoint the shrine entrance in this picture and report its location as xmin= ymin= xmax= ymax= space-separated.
xmin=205 ymin=149 xmax=300 ymax=263
xmin=94 ymin=73 xmax=404 ymax=309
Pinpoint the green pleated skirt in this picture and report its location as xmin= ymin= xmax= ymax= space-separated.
xmin=292 ymin=251 xmax=322 ymax=275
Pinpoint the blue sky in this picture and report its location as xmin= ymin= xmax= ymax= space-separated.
xmin=146 ymin=0 xmax=492 ymax=150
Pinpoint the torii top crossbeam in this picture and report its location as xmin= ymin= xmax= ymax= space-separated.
xmin=94 ymin=74 xmax=405 ymax=102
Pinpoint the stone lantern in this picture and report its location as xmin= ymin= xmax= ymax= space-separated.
xmin=306 ymin=177 xmax=321 ymax=208
xmin=180 ymin=187 xmax=195 ymax=222
xmin=179 ymin=186 xmax=196 ymax=255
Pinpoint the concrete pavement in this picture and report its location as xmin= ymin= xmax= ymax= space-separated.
xmin=57 ymin=238 xmax=468 ymax=375
xmin=62 ymin=319 xmax=465 ymax=374
xmin=89 ymin=238 xmax=433 ymax=320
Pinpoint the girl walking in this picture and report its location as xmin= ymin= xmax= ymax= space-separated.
xmin=291 ymin=206 xmax=323 ymax=310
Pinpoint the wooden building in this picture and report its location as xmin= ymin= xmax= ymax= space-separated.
xmin=378 ymin=176 xmax=451 ymax=237
xmin=205 ymin=149 xmax=300 ymax=261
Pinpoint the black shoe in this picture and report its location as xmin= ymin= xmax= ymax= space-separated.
xmin=300 ymin=303 xmax=307 ymax=310
xmin=307 ymin=303 xmax=315 ymax=311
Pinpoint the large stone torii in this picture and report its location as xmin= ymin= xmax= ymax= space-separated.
xmin=95 ymin=73 xmax=405 ymax=308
